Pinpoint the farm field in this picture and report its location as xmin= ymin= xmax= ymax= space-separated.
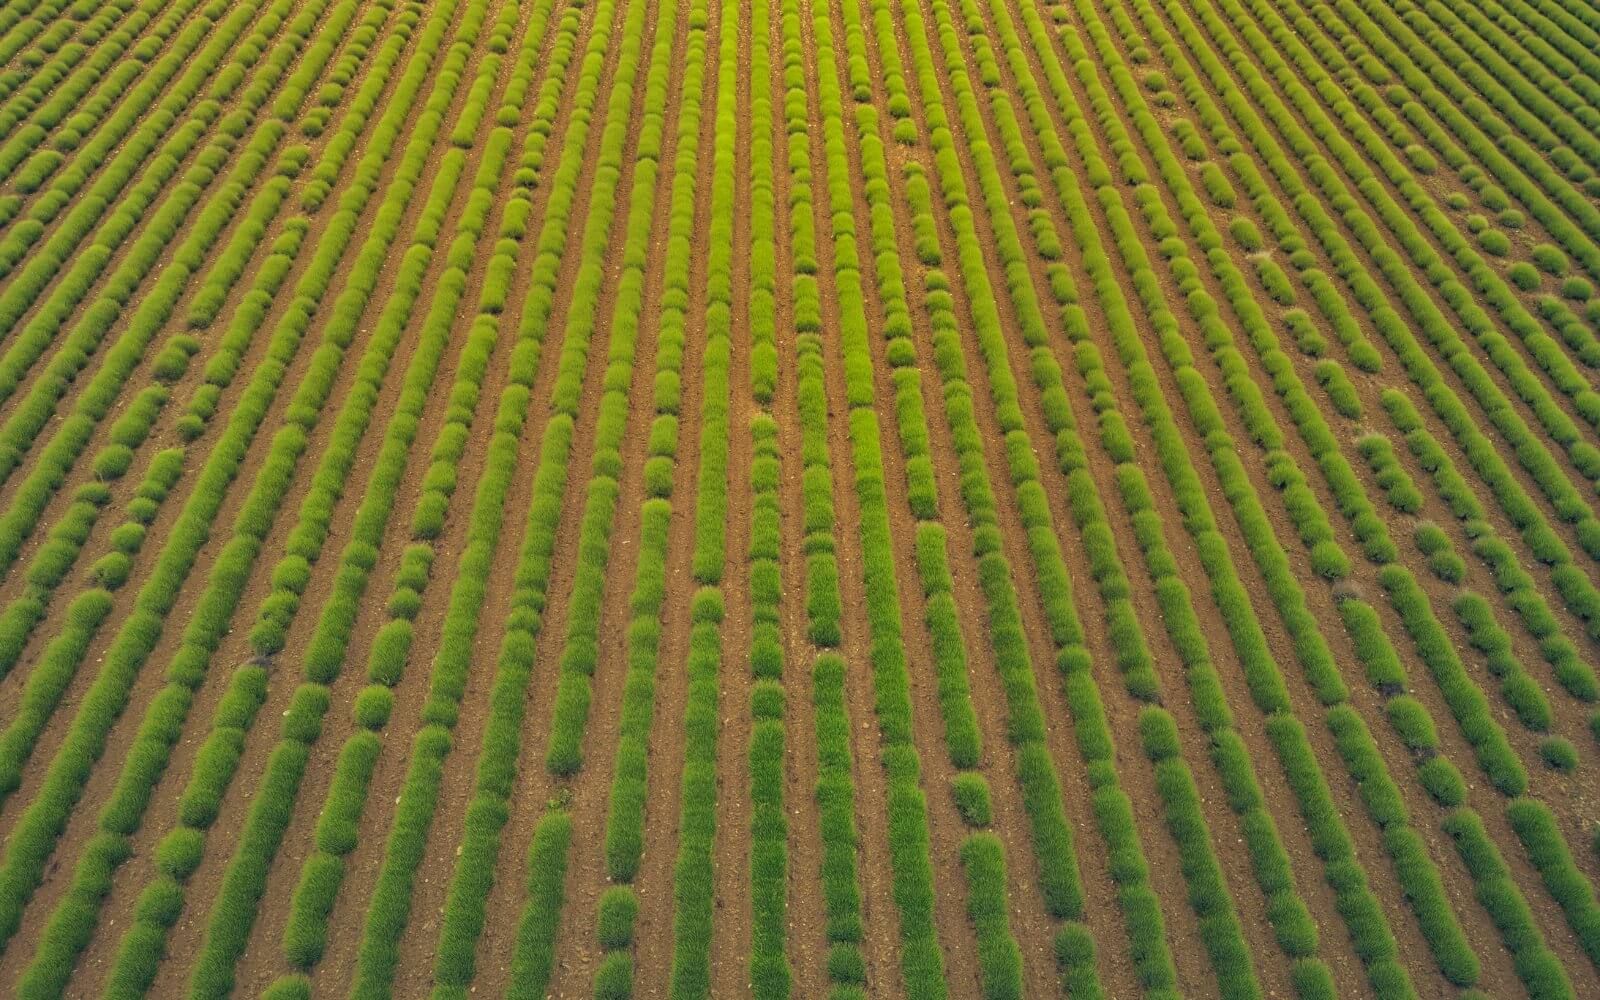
xmin=5 ymin=0 xmax=1600 ymax=995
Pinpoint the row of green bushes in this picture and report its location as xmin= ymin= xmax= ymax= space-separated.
xmin=540 ymin=0 xmax=677 ymax=780
xmin=898 ymin=0 xmax=1192 ymax=991
xmin=975 ymin=0 xmax=1302 ymax=990
xmin=1034 ymin=7 xmax=1389 ymax=995
xmin=1134 ymin=0 xmax=1585 ymax=988
xmin=807 ymin=7 xmax=947 ymax=998
xmin=1081 ymin=0 xmax=1488 ymax=990
xmin=663 ymin=1 xmax=738 ymax=993
xmin=0 ymin=0 xmax=350 ymax=822
xmin=341 ymin=0 xmax=642 ymax=995
xmin=433 ymin=0 xmax=670 ymax=996
xmin=0 ymin=0 xmax=357 ymax=610
xmin=1288 ymin=0 xmax=1600 ymax=469
xmin=184 ymin=3 xmax=526 ymax=995
xmin=0 ymin=0 xmax=465 ymax=983
xmin=0 ymin=0 xmax=155 ymax=183
xmin=0 ymin=0 xmax=231 ymax=333
xmin=0 ymin=0 xmax=425 ymax=755
xmin=1376 ymin=400 xmax=1600 ymax=701
xmin=1320 ymin=0 xmax=1600 ymax=312
xmin=1227 ymin=0 xmax=1600 ymax=571
xmin=775 ymin=7 xmax=867 ymax=994
xmin=744 ymin=1 xmax=786 ymax=996
xmin=833 ymin=5 xmax=1033 ymax=997
xmin=1445 ymin=809 xmax=1575 ymax=1000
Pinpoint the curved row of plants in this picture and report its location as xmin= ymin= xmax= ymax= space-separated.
xmin=774 ymin=5 xmax=870 ymax=995
xmin=428 ymin=0 xmax=679 ymax=996
xmin=1219 ymin=0 xmax=1600 ymax=580
xmin=1120 ymin=0 xmax=1592 ymax=989
xmin=0 ymin=0 xmax=419 ymax=727
xmin=836 ymin=0 xmax=1044 ymax=994
xmin=256 ymin=7 xmax=589 ymax=997
xmin=744 ymin=1 xmax=788 ymax=994
xmin=164 ymin=3 xmax=540 ymax=997
xmin=0 ymin=0 xmax=468 ymax=975
xmin=1137 ymin=0 xmax=1600 ymax=703
xmin=0 ymin=11 xmax=416 ymax=985
xmin=0 ymin=0 xmax=368 ymax=649
xmin=894 ymin=0 xmax=1210 ymax=991
xmin=0 ymin=0 xmax=323 ymax=827
xmin=340 ymin=0 xmax=650 ymax=993
xmin=803 ymin=3 xmax=958 ymax=995
xmin=977 ymin=0 xmax=1433 ymax=993
xmin=0 ymin=0 xmax=165 ymax=185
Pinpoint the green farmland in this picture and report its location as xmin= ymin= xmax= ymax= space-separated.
xmin=0 ymin=0 xmax=1599 ymax=996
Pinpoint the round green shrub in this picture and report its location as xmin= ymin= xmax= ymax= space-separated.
xmin=597 ymin=887 xmax=638 ymax=950
xmin=1532 ymin=244 xmax=1568 ymax=275
xmin=1478 ymin=230 xmax=1511 ymax=257
xmin=353 ymin=685 xmax=393 ymax=730
xmin=1508 ymin=262 xmax=1540 ymax=291
xmin=1539 ymin=737 xmax=1579 ymax=773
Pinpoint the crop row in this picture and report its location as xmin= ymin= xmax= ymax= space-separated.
xmin=1221 ymin=0 xmax=1600 ymax=585
xmin=0 ymin=0 xmax=81 ymax=94
xmin=176 ymin=3 xmax=529 ymax=996
xmin=1317 ymin=0 xmax=1600 ymax=305
xmin=745 ymin=0 xmax=786 ymax=993
xmin=1212 ymin=0 xmax=1600 ymax=842
xmin=0 ymin=0 xmax=412 ymax=726
xmin=263 ymin=4 xmax=581 ymax=996
xmin=0 ymin=0 xmax=364 ymax=655
xmin=847 ymin=0 xmax=991 ymax=785
xmin=1373 ymin=400 xmax=1600 ymax=710
xmin=0 ymin=0 xmax=357 ymax=826
xmin=989 ymin=0 xmax=1398 ymax=994
xmin=1359 ymin=431 xmax=1568 ymax=736
xmin=340 ymin=0 xmax=646 ymax=994
xmin=1119 ymin=0 xmax=1586 ymax=988
xmin=834 ymin=1 xmax=1045 ymax=995
xmin=1289 ymin=0 xmax=1600 ymax=473
xmin=775 ymin=5 xmax=868 ymax=995
xmin=0 ymin=0 xmax=159 ymax=184
xmin=0 ymin=0 xmax=231 ymax=354
xmin=1123 ymin=0 xmax=1600 ymax=707
xmin=538 ymin=0 xmax=675 ymax=782
xmin=890 ymin=0 xmax=1220 ymax=992
xmin=1058 ymin=0 xmax=1487 ymax=991
xmin=660 ymin=0 xmax=735 ymax=993
xmin=0 ymin=0 xmax=306 ymax=878
xmin=430 ymin=0 xmax=677 ymax=996
xmin=0 ymin=0 xmax=467 ymax=983
xmin=808 ymin=6 xmax=951 ymax=998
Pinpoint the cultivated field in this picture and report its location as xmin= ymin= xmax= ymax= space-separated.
xmin=2 ymin=0 xmax=1600 ymax=996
